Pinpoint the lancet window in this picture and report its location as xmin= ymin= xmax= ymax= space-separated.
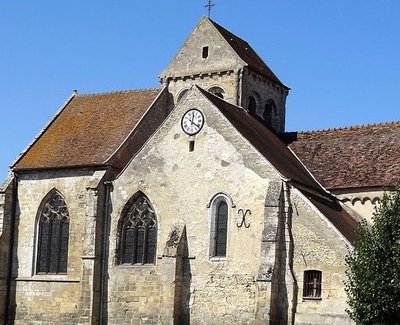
xmin=36 ymin=191 xmax=69 ymax=274
xmin=118 ymin=193 xmax=157 ymax=265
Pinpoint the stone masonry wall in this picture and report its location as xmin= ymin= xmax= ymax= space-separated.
xmin=9 ymin=169 xmax=105 ymax=324
xmin=167 ymin=72 xmax=238 ymax=107
xmin=108 ymin=88 xmax=281 ymax=324
xmin=290 ymin=188 xmax=354 ymax=325
xmin=241 ymin=69 xmax=288 ymax=133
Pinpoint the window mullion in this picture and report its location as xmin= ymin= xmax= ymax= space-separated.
xmin=143 ymin=227 xmax=148 ymax=264
xmin=133 ymin=227 xmax=138 ymax=264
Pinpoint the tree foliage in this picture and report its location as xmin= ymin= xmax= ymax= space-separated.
xmin=345 ymin=188 xmax=400 ymax=324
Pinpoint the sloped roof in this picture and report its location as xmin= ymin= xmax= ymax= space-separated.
xmin=198 ymin=86 xmax=321 ymax=192
xmin=199 ymin=87 xmax=357 ymax=244
xmin=209 ymin=18 xmax=288 ymax=89
xmin=14 ymin=88 xmax=162 ymax=170
xmin=306 ymin=192 xmax=358 ymax=244
xmin=287 ymin=121 xmax=400 ymax=190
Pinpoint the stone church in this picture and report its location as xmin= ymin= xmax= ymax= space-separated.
xmin=0 ymin=16 xmax=399 ymax=325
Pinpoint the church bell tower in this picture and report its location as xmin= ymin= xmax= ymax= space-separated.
xmin=159 ymin=16 xmax=289 ymax=133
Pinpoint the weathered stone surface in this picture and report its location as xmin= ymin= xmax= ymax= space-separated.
xmin=0 ymin=17 xmax=360 ymax=325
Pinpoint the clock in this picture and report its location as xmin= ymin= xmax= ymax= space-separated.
xmin=181 ymin=109 xmax=204 ymax=135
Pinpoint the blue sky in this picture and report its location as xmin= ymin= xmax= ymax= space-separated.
xmin=1 ymin=1 xmax=399 ymax=181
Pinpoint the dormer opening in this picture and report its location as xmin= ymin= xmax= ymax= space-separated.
xmin=202 ymin=46 xmax=209 ymax=59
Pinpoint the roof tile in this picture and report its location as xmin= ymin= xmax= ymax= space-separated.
xmin=14 ymin=88 xmax=161 ymax=170
xmin=287 ymin=121 xmax=400 ymax=189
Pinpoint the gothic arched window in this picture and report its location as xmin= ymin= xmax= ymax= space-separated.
xmin=209 ymin=195 xmax=229 ymax=258
xmin=36 ymin=190 xmax=69 ymax=274
xmin=118 ymin=193 xmax=157 ymax=265
xmin=208 ymin=86 xmax=225 ymax=99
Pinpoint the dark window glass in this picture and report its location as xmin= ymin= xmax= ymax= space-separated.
xmin=303 ymin=270 xmax=322 ymax=299
xmin=177 ymin=89 xmax=189 ymax=103
xmin=59 ymin=221 xmax=69 ymax=272
xmin=208 ymin=87 xmax=225 ymax=99
xmin=202 ymin=46 xmax=209 ymax=59
xmin=215 ymin=201 xmax=228 ymax=256
xmin=37 ymin=219 xmax=50 ymax=273
xmin=146 ymin=227 xmax=157 ymax=263
xmin=118 ymin=194 xmax=157 ymax=265
xmin=37 ymin=191 xmax=69 ymax=274
xmin=122 ymin=228 xmax=135 ymax=264
xmin=248 ymin=96 xmax=256 ymax=114
xmin=264 ymin=99 xmax=276 ymax=126
xmin=135 ymin=228 xmax=145 ymax=264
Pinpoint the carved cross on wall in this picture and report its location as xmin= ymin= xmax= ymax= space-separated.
xmin=204 ymin=0 xmax=216 ymax=18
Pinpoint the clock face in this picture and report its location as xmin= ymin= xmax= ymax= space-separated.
xmin=181 ymin=109 xmax=204 ymax=135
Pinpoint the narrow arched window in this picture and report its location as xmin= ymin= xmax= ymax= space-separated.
xmin=177 ymin=89 xmax=189 ymax=103
xmin=118 ymin=193 xmax=157 ymax=265
xmin=303 ymin=270 xmax=322 ymax=299
xmin=209 ymin=195 xmax=230 ymax=258
xmin=37 ymin=191 xmax=69 ymax=274
xmin=247 ymin=96 xmax=256 ymax=114
xmin=208 ymin=86 xmax=225 ymax=99
xmin=215 ymin=201 xmax=228 ymax=256
xmin=264 ymin=99 xmax=276 ymax=127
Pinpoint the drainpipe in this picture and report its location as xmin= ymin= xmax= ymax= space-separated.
xmin=283 ymin=181 xmax=298 ymax=325
xmin=4 ymin=174 xmax=18 ymax=324
xmin=99 ymin=181 xmax=112 ymax=325
xmin=236 ymin=68 xmax=243 ymax=106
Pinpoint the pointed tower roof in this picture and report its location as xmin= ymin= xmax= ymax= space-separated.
xmin=208 ymin=18 xmax=287 ymax=88
xmin=160 ymin=16 xmax=288 ymax=88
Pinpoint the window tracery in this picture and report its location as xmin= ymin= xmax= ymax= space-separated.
xmin=118 ymin=193 xmax=157 ymax=265
xmin=36 ymin=190 xmax=69 ymax=274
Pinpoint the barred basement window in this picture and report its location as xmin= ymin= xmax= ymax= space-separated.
xmin=303 ymin=270 xmax=322 ymax=299
xmin=118 ymin=193 xmax=157 ymax=265
xmin=36 ymin=190 xmax=69 ymax=274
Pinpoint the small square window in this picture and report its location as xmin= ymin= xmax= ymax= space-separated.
xmin=189 ymin=140 xmax=195 ymax=152
xmin=202 ymin=46 xmax=209 ymax=59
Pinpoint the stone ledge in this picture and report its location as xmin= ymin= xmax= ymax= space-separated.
xmin=14 ymin=276 xmax=80 ymax=283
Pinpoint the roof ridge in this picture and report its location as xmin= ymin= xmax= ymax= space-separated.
xmin=76 ymin=87 xmax=160 ymax=97
xmin=296 ymin=120 xmax=400 ymax=134
xmin=208 ymin=17 xmax=250 ymax=46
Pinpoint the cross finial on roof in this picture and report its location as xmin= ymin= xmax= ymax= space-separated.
xmin=204 ymin=0 xmax=215 ymax=18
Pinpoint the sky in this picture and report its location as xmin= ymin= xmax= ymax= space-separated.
xmin=1 ymin=1 xmax=399 ymax=181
